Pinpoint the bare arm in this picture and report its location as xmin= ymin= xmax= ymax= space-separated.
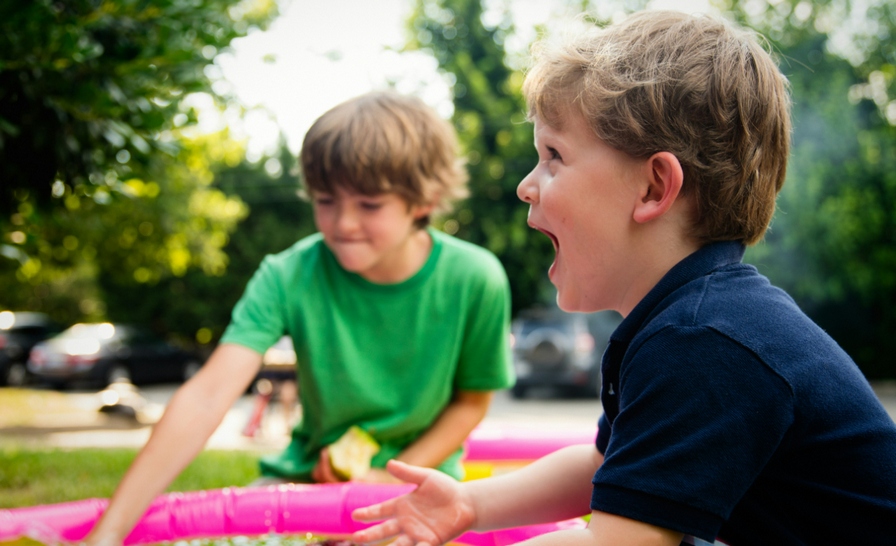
xmin=352 ymin=443 xmax=601 ymax=544
xmin=512 ymin=511 xmax=683 ymax=546
xmin=397 ymin=390 xmax=492 ymax=468
xmin=354 ymin=446 xmax=682 ymax=546
xmin=84 ymin=343 xmax=262 ymax=546
xmin=467 ymin=443 xmax=601 ymax=529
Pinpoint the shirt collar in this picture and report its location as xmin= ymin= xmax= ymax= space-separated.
xmin=611 ymin=241 xmax=746 ymax=344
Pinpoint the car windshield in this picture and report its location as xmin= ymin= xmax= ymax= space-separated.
xmin=58 ymin=323 xmax=123 ymax=341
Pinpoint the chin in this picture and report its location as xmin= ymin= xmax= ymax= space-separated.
xmin=556 ymin=291 xmax=602 ymax=314
xmin=555 ymin=293 xmax=582 ymax=313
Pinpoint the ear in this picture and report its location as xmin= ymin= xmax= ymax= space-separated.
xmin=411 ymin=202 xmax=436 ymax=220
xmin=632 ymin=152 xmax=684 ymax=224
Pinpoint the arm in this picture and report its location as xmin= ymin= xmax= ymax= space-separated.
xmin=352 ymin=443 xmax=601 ymax=544
xmin=396 ymin=389 xmax=492 ymax=468
xmin=84 ymin=343 xmax=262 ymax=546
xmin=512 ymin=512 xmax=683 ymax=546
xmin=353 ymin=446 xmax=682 ymax=546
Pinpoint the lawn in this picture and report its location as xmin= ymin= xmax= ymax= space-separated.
xmin=0 ymin=445 xmax=261 ymax=508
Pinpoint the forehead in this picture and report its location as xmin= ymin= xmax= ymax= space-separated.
xmin=533 ymin=110 xmax=596 ymax=144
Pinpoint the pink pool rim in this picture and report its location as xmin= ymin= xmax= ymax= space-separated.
xmin=0 ymin=483 xmax=587 ymax=545
xmin=0 ymin=423 xmax=597 ymax=545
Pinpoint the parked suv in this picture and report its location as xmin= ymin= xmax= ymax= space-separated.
xmin=0 ymin=311 xmax=63 ymax=386
xmin=510 ymin=308 xmax=621 ymax=399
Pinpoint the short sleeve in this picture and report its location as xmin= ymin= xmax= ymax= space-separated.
xmin=596 ymin=414 xmax=610 ymax=454
xmin=220 ymin=255 xmax=288 ymax=355
xmin=452 ymin=255 xmax=514 ymax=391
xmin=591 ymin=326 xmax=794 ymax=539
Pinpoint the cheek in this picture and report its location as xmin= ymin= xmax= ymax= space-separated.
xmin=312 ymin=208 xmax=332 ymax=231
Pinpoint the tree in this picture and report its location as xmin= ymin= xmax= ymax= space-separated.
xmin=0 ymin=0 xmax=279 ymax=338
xmin=0 ymin=0 xmax=276 ymax=217
xmin=96 ymin=135 xmax=316 ymax=344
xmin=718 ymin=0 xmax=896 ymax=378
xmin=407 ymin=0 xmax=555 ymax=314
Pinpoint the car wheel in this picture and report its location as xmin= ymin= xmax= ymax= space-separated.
xmin=107 ymin=364 xmax=132 ymax=385
xmin=5 ymin=363 xmax=28 ymax=387
xmin=510 ymin=383 xmax=528 ymax=399
xmin=182 ymin=360 xmax=201 ymax=381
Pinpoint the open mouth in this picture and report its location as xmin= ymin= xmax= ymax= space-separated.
xmin=536 ymin=227 xmax=559 ymax=252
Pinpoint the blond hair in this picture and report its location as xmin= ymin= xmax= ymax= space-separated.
xmin=300 ymin=90 xmax=468 ymax=227
xmin=523 ymin=11 xmax=792 ymax=245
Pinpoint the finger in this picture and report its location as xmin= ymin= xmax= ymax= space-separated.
xmin=351 ymin=518 xmax=401 ymax=542
xmin=321 ymin=463 xmax=341 ymax=483
xmin=311 ymin=449 xmax=327 ymax=483
xmin=352 ymin=497 xmax=398 ymax=522
xmin=385 ymin=459 xmax=434 ymax=485
xmin=317 ymin=448 xmax=342 ymax=483
xmin=392 ymin=536 xmax=421 ymax=546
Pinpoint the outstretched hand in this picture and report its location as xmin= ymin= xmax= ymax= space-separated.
xmin=351 ymin=460 xmax=476 ymax=546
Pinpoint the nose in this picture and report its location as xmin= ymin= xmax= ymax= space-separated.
xmin=334 ymin=203 xmax=360 ymax=233
xmin=517 ymin=167 xmax=540 ymax=204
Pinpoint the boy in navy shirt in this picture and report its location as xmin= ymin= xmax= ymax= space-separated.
xmin=352 ymin=10 xmax=896 ymax=545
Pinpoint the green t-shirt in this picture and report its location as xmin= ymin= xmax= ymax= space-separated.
xmin=220 ymin=228 xmax=514 ymax=480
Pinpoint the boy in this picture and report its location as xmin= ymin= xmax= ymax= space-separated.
xmin=84 ymin=90 xmax=514 ymax=545
xmin=351 ymin=11 xmax=896 ymax=545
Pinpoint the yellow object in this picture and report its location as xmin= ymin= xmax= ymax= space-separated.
xmin=462 ymin=460 xmax=531 ymax=481
xmin=329 ymin=426 xmax=380 ymax=480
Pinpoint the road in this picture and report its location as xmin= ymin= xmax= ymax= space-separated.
xmin=8 ymin=380 xmax=895 ymax=452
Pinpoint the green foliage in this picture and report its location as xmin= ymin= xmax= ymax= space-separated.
xmin=0 ymin=0 xmax=276 ymax=215
xmin=0 ymin=131 xmax=250 ymax=336
xmin=96 ymin=140 xmax=316 ymax=344
xmin=0 ymin=445 xmax=261 ymax=507
xmin=408 ymin=0 xmax=554 ymax=314
xmin=0 ymin=0 xmax=280 ymax=341
xmin=717 ymin=0 xmax=896 ymax=377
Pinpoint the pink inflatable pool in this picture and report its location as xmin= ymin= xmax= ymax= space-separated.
xmin=0 ymin=423 xmax=596 ymax=544
xmin=0 ymin=483 xmax=586 ymax=545
xmin=463 ymin=422 xmax=596 ymax=461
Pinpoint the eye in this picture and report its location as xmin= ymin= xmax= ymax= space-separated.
xmin=547 ymin=146 xmax=562 ymax=161
xmin=313 ymin=195 xmax=334 ymax=207
xmin=360 ymin=200 xmax=384 ymax=211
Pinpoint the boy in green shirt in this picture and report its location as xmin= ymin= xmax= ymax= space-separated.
xmin=84 ymin=90 xmax=514 ymax=546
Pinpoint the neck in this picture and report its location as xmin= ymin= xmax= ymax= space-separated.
xmin=360 ymin=228 xmax=433 ymax=284
xmin=615 ymin=212 xmax=701 ymax=317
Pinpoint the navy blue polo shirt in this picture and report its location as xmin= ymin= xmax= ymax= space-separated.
xmin=592 ymin=242 xmax=896 ymax=544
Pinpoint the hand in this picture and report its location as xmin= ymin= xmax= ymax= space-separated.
xmin=311 ymin=447 xmax=343 ymax=483
xmin=351 ymin=460 xmax=475 ymax=546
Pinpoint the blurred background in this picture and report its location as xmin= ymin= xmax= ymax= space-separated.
xmin=2 ymin=0 xmax=895 ymax=385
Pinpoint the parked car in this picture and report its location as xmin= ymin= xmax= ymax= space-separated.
xmin=0 ymin=311 xmax=64 ymax=386
xmin=510 ymin=308 xmax=621 ymax=399
xmin=27 ymin=322 xmax=202 ymax=389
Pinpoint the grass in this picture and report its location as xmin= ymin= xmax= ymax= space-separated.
xmin=0 ymin=445 xmax=262 ymax=508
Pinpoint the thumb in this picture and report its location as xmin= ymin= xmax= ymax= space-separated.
xmin=385 ymin=459 xmax=431 ymax=485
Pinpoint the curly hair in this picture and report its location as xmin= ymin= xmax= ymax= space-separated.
xmin=523 ymin=11 xmax=792 ymax=245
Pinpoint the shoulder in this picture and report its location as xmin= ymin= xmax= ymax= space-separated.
xmin=643 ymin=262 xmax=807 ymax=341
xmin=256 ymin=233 xmax=326 ymax=275
xmin=265 ymin=233 xmax=325 ymax=266
xmin=634 ymin=263 xmax=853 ymax=386
xmin=431 ymin=230 xmax=507 ymax=280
